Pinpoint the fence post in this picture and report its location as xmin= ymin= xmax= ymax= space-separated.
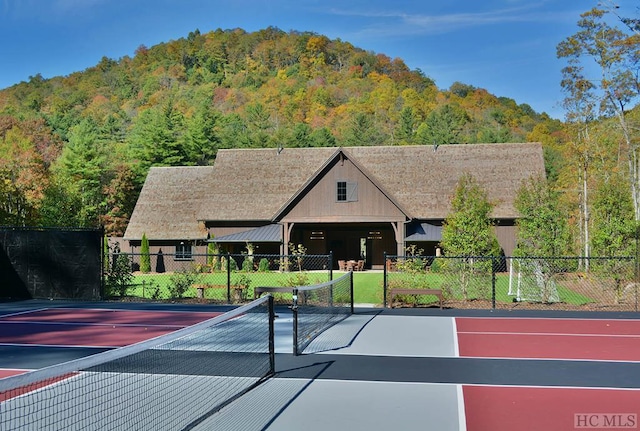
xmin=100 ymin=226 xmax=106 ymax=300
xmin=329 ymin=251 xmax=333 ymax=281
xmin=491 ymin=256 xmax=496 ymax=310
xmin=383 ymin=252 xmax=388 ymax=308
xmin=634 ymin=222 xmax=640 ymax=313
xmin=226 ymin=253 xmax=231 ymax=303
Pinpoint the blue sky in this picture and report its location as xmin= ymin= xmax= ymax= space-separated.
xmin=0 ymin=0 xmax=635 ymax=119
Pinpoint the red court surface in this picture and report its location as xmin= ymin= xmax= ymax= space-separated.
xmin=0 ymin=370 xmax=27 ymax=379
xmin=456 ymin=317 xmax=640 ymax=361
xmin=464 ymin=385 xmax=640 ymax=431
xmin=0 ymin=308 xmax=221 ymax=348
xmin=1 ymin=308 xmax=219 ymax=326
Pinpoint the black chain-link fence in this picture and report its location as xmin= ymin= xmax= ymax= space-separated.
xmin=104 ymin=252 xmax=333 ymax=304
xmin=385 ymin=255 xmax=639 ymax=312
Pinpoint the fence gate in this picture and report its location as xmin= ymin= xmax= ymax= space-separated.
xmin=0 ymin=227 xmax=103 ymax=301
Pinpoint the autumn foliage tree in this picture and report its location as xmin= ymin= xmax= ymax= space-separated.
xmin=0 ymin=27 xmax=564 ymax=230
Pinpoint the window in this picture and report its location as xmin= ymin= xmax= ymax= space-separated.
xmin=337 ymin=181 xmax=347 ymax=201
xmin=337 ymin=181 xmax=357 ymax=202
xmin=175 ymin=242 xmax=193 ymax=260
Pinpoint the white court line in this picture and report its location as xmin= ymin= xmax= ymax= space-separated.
xmin=45 ymin=307 xmax=222 ymax=315
xmin=458 ymin=354 xmax=640 ymax=364
xmin=0 ymin=308 xmax=49 ymax=319
xmin=452 ymin=317 xmax=460 ymax=357
xmin=458 ymin=331 xmax=640 ymax=338
xmin=272 ymin=377 xmax=640 ymax=391
xmin=0 ymin=320 xmax=184 ymax=329
xmin=457 ymin=316 xmax=640 ymax=322
xmin=457 ymin=384 xmax=467 ymax=431
xmin=0 ymin=368 xmax=32 ymax=374
xmin=0 ymin=342 xmax=120 ymax=349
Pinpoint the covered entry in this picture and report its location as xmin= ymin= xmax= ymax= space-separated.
xmin=290 ymin=223 xmax=398 ymax=270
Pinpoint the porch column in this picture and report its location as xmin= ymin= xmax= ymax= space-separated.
xmin=282 ymin=222 xmax=294 ymax=254
xmin=390 ymin=221 xmax=404 ymax=255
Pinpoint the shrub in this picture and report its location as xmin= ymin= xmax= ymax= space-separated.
xmin=229 ymin=257 xmax=239 ymax=271
xmin=258 ymin=258 xmax=270 ymax=272
xmin=207 ymin=242 xmax=216 ymax=266
xmin=286 ymin=272 xmax=310 ymax=287
xmin=232 ymin=274 xmax=251 ymax=302
xmin=169 ymin=267 xmax=201 ymax=299
xmin=106 ymin=249 xmax=133 ymax=297
xmin=242 ymin=258 xmax=253 ymax=272
xmin=430 ymin=258 xmax=443 ymax=273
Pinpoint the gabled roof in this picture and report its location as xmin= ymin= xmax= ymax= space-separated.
xmin=272 ymin=147 xmax=409 ymax=220
xmin=344 ymin=143 xmax=543 ymax=219
xmin=199 ymin=143 xmax=544 ymax=222
xmin=197 ymin=147 xmax=337 ymax=221
xmin=123 ymin=166 xmax=212 ymax=241
xmin=125 ymin=143 xmax=545 ymax=240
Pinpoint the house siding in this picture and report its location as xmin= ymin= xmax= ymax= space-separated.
xmin=282 ymin=156 xmax=406 ymax=223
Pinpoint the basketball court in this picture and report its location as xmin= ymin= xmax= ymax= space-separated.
xmin=2 ymin=301 xmax=640 ymax=430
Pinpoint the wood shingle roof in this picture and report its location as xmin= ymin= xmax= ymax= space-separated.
xmin=123 ymin=166 xmax=212 ymax=240
xmin=124 ymin=143 xmax=545 ymax=240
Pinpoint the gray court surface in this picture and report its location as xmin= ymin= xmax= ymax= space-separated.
xmin=197 ymin=310 xmax=466 ymax=431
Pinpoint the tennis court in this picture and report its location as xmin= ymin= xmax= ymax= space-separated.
xmin=2 ymin=296 xmax=640 ymax=430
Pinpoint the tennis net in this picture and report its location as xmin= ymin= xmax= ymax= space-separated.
xmin=293 ymin=271 xmax=354 ymax=355
xmin=0 ymin=295 xmax=275 ymax=431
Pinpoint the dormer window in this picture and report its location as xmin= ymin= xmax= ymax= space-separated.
xmin=337 ymin=181 xmax=357 ymax=202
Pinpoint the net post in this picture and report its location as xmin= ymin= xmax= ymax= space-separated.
xmin=268 ymin=294 xmax=276 ymax=375
xmin=329 ymin=279 xmax=334 ymax=308
xmin=350 ymin=271 xmax=354 ymax=314
xmin=292 ymin=287 xmax=299 ymax=355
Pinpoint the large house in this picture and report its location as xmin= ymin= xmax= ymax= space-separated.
xmin=123 ymin=143 xmax=545 ymax=269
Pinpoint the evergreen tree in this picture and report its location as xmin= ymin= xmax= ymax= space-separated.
xmin=181 ymin=104 xmax=220 ymax=165
xmin=309 ymin=127 xmax=337 ymax=147
xmin=128 ymin=102 xmax=185 ymax=169
xmin=52 ymin=118 xmax=106 ymax=226
xmin=396 ymin=106 xmax=416 ymax=144
xmin=342 ymin=112 xmax=384 ymax=146
xmin=417 ymin=104 xmax=468 ymax=145
xmin=140 ymin=233 xmax=151 ymax=273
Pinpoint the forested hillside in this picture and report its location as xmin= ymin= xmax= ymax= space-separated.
xmin=0 ymin=27 xmax=567 ymax=234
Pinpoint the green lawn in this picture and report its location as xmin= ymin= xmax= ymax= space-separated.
xmin=122 ymin=270 xmax=594 ymax=307
xmin=361 ymin=272 xmax=594 ymax=306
